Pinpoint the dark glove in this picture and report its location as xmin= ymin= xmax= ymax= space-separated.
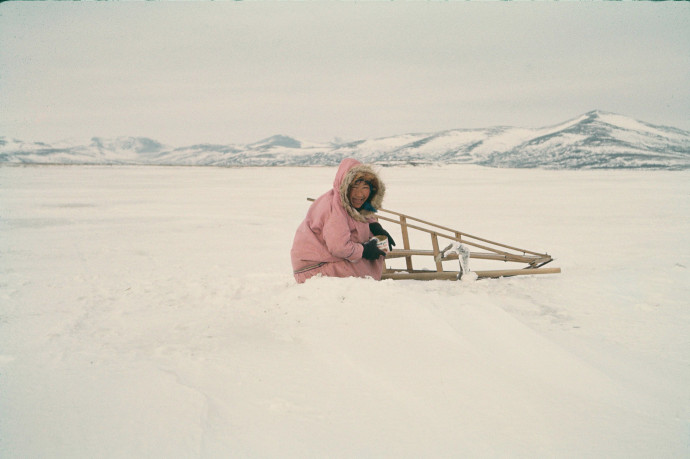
xmin=361 ymin=239 xmax=386 ymax=260
xmin=369 ymin=222 xmax=396 ymax=248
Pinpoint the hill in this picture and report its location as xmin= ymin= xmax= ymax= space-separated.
xmin=2 ymin=111 xmax=689 ymax=169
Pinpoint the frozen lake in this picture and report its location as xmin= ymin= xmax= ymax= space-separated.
xmin=1 ymin=164 xmax=689 ymax=457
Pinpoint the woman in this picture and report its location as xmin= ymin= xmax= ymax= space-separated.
xmin=291 ymin=158 xmax=396 ymax=283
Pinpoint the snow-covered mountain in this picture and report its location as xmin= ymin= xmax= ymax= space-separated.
xmin=2 ymin=111 xmax=689 ymax=169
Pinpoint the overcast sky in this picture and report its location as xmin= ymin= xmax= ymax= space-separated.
xmin=1 ymin=2 xmax=689 ymax=146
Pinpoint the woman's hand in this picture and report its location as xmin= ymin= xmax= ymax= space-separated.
xmin=361 ymin=239 xmax=386 ymax=260
xmin=369 ymin=222 xmax=396 ymax=248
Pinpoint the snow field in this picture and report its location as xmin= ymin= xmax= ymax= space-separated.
xmin=1 ymin=164 xmax=689 ymax=457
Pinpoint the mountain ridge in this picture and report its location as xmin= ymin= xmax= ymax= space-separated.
xmin=2 ymin=111 xmax=689 ymax=169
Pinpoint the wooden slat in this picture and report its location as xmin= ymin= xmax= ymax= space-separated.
xmin=400 ymin=215 xmax=413 ymax=272
xmin=441 ymin=252 xmax=549 ymax=264
xmin=385 ymin=249 xmax=435 ymax=258
xmin=381 ymin=267 xmax=561 ymax=281
xmin=386 ymin=249 xmax=550 ymax=265
xmin=430 ymin=233 xmax=443 ymax=272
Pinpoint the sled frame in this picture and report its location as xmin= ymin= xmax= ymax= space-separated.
xmin=308 ymin=198 xmax=560 ymax=280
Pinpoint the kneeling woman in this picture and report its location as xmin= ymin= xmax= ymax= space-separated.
xmin=290 ymin=158 xmax=395 ymax=283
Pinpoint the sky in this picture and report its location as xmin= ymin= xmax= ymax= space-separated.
xmin=1 ymin=1 xmax=689 ymax=146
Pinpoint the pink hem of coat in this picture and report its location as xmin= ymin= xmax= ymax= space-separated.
xmin=293 ymin=257 xmax=385 ymax=284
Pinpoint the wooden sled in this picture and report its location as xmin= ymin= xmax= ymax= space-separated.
xmin=308 ymin=198 xmax=561 ymax=281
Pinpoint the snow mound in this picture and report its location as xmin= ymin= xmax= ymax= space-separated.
xmin=1 ymin=165 xmax=688 ymax=457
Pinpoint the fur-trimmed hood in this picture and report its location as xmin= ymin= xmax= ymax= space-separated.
xmin=333 ymin=158 xmax=385 ymax=223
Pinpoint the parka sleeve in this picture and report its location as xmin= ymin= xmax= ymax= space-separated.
xmin=321 ymin=208 xmax=363 ymax=262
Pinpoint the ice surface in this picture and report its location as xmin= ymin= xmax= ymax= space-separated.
xmin=1 ymin=164 xmax=689 ymax=457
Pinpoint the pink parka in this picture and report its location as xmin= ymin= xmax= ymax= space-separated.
xmin=290 ymin=158 xmax=386 ymax=283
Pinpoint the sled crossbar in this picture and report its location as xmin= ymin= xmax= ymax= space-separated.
xmin=382 ymin=268 xmax=562 ymax=281
xmin=386 ymin=249 xmax=545 ymax=264
xmin=306 ymin=198 xmax=561 ymax=280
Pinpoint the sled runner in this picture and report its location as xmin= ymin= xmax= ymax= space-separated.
xmin=308 ymin=198 xmax=561 ymax=280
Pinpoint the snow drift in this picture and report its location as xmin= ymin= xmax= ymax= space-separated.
xmin=1 ymin=164 xmax=688 ymax=457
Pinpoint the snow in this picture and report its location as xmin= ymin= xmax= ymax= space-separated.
xmin=3 ymin=111 xmax=689 ymax=169
xmin=596 ymin=111 xmax=682 ymax=140
xmin=1 ymin=164 xmax=689 ymax=457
